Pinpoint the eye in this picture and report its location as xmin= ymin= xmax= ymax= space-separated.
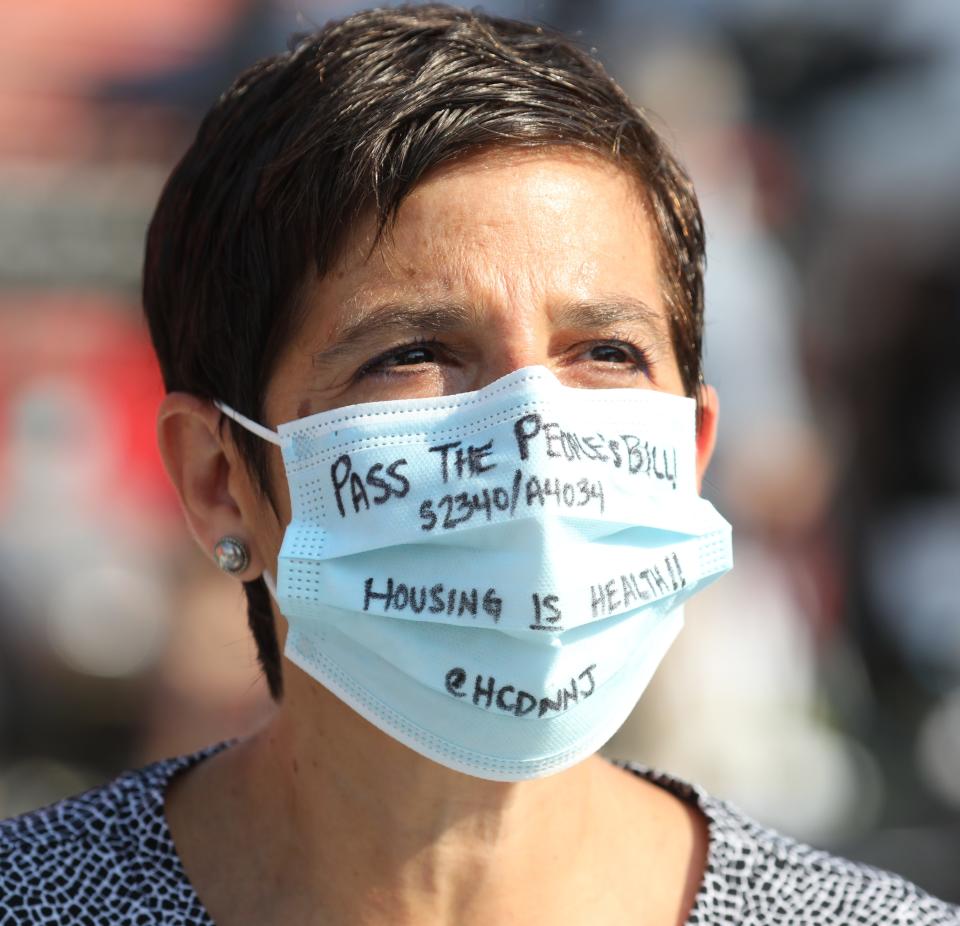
xmin=380 ymin=344 xmax=436 ymax=367
xmin=579 ymin=339 xmax=652 ymax=373
xmin=357 ymin=339 xmax=443 ymax=378
xmin=589 ymin=343 xmax=632 ymax=364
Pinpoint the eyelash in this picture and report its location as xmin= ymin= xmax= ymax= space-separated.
xmin=356 ymin=337 xmax=442 ymax=379
xmin=585 ymin=340 xmax=653 ymax=373
xmin=356 ymin=337 xmax=653 ymax=378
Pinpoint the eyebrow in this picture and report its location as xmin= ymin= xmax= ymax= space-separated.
xmin=552 ymin=297 xmax=665 ymax=339
xmin=310 ymin=300 xmax=477 ymax=368
xmin=309 ymin=294 xmax=666 ymax=368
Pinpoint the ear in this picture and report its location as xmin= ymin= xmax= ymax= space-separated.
xmin=695 ymin=384 xmax=719 ymax=494
xmin=157 ymin=392 xmax=265 ymax=580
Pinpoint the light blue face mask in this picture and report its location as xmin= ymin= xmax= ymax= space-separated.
xmin=218 ymin=366 xmax=733 ymax=781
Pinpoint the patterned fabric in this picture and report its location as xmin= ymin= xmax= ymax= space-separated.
xmin=1 ymin=745 xmax=958 ymax=925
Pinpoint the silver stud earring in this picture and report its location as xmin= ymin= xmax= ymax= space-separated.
xmin=214 ymin=536 xmax=250 ymax=575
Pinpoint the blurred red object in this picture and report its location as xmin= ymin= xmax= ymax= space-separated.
xmin=0 ymin=293 xmax=176 ymax=518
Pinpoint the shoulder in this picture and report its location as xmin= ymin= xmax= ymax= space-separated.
xmin=700 ymin=795 xmax=960 ymax=925
xmin=0 ymin=748 xmax=221 ymax=925
xmin=623 ymin=764 xmax=960 ymax=926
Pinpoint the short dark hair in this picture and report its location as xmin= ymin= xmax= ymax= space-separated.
xmin=143 ymin=3 xmax=705 ymax=701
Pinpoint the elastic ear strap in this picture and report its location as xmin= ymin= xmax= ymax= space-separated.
xmin=262 ymin=570 xmax=279 ymax=601
xmin=215 ymin=400 xmax=284 ymax=447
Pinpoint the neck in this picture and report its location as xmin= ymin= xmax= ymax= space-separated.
xmin=168 ymin=661 xmax=707 ymax=926
xmin=247 ymin=663 xmax=602 ymax=920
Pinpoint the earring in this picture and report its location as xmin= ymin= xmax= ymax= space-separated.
xmin=214 ymin=536 xmax=250 ymax=575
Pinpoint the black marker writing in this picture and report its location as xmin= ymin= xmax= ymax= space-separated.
xmin=512 ymin=413 xmax=679 ymax=489
xmin=513 ymin=413 xmax=543 ymax=461
xmin=589 ymin=552 xmax=687 ymax=619
xmin=330 ymin=453 xmax=410 ymax=517
xmin=620 ymin=437 xmax=677 ymax=489
xmin=363 ymin=578 xmax=502 ymax=622
xmin=428 ymin=439 xmax=497 ymax=483
xmin=445 ymin=667 xmax=468 ymax=698
xmin=419 ymin=471 xmax=604 ymax=531
xmin=444 ymin=664 xmax=598 ymax=718
xmin=530 ymin=592 xmax=563 ymax=631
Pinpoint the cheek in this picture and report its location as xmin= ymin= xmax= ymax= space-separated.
xmin=650 ymin=300 xmax=690 ymax=398
xmin=657 ymin=354 xmax=689 ymax=398
xmin=253 ymin=452 xmax=293 ymax=565
xmin=270 ymin=452 xmax=292 ymax=524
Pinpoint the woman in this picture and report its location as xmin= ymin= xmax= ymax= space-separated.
xmin=1 ymin=6 xmax=956 ymax=924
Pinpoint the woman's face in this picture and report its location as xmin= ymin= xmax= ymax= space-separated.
xmin=245 ymin=147 xmax=715 ymax=579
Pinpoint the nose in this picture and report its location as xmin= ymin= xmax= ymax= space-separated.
xmin=471 ymin=311 xmax=547 ymax=390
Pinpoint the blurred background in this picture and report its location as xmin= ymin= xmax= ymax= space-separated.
xmin=0 ymin=0 xmax=957 ymax=901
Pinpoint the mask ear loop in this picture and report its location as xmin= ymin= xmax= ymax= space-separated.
xmin=214 ymin=401 xmax=285 ymax=598
xmin=214 ymin=400 xmax=284 ymax=447
xmin=262 ymin=570 xmax=279 ymax=601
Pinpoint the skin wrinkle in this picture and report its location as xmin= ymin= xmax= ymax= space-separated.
xmin=310 ymin=301 xmax=478 ymax=369
xmin=288 ymin=150 xmax=673 ymax=399
xmin=160 ymin=148 xmax=717 ymax=926
xmin=145 ymin=20 xmax=710 ymax=710
xmin=309 ymin=295 xmax=667 ymax=372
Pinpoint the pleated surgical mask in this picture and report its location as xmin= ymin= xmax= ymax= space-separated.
xmin=217 ymin=366 xmax=733 ymax=780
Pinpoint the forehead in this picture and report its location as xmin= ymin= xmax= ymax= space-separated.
xmin=321 ymin=147 xmax=663 ymax=317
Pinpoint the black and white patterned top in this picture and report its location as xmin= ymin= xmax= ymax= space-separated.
xmin=1 ymin=744 xmax=957 ymax=925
